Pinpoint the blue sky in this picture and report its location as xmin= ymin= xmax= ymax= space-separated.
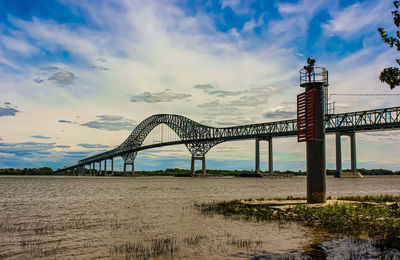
xmin=0 ymin=0 xmax=399 ymax=171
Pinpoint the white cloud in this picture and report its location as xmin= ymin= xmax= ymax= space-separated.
xmin=277 ymin=0 xmax=331 ymax=16
xmin=48 ymin=71 xmax=76 ymax=85
xmin=1 ymin=35 xmax=37 ymax=55
xmin=131 ymin=90 xmax=191 ymax=103
xmin=323 ymin=1 xmax=390 ymax=37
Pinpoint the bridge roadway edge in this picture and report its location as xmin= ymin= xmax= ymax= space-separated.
xmin=57 ymin=106 xmax=400 ymax=172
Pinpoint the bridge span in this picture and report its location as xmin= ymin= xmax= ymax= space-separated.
xmin=60 ymin=106 xmax=400 ymax=176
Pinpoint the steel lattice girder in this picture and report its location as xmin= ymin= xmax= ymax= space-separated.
xmin=77 ymin=106 xmax=400 ymax=165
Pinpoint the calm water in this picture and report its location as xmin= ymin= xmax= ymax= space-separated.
xmin=0 ymin=175 xmax=399 ymax=259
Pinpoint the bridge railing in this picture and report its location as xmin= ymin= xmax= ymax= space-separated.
xmin=77 ymin=106 xmax=400 ymax=166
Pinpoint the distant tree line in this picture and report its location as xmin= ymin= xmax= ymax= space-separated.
xmin=0 ymin=167 xmax=399 ymax=176
xmin=0 ymin=167 xmax=54 ymax=175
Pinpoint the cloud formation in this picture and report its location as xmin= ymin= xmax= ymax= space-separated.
xmin=131 ymin=90 xmax=191 ymax=103
xmin=33 ymin=78 xmax=45 ymax=83
xmin=91 ymin=65 xmax=109 ymax=71
xmin=0 ymin=107 xmax=20 ymax=117
xmin=58 ymin=119 xmax=73 ymax=123
xmin=48 ymin=71 xmax=76 ymax=84
xmin=31 ymin=135 xmax=51 ymax=139
xmin=194 ymin=84 xmax=215 ymax=90
xmin=56 ymin=145 xmax=70 ymax=148
xmin=80 ymin=115 xmax=136 ymax=131
xmin=208 ymin=90 xmax=242 ymax=97
xmin=194 ymin=84 xmax=241 ymax=96
xmin=40 ymin=66 xmax=58 ymax=71
xmin=263 ymin=109 xmax=296 ymax=119
xmin=0 ymin=142 xmax=56 ymax=156
xmin=77 ymin=143 xmax=110 ymax=149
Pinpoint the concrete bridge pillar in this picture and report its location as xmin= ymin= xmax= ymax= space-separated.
xmin=191 ymin=156 xmax=206 ymax=175
xmin=77 ymin=165 xmax=84 ymax=175
xmin=111 ymin=158 xmax=114 ymax=175
xmin=123 ymin=162 xmax=135 ymax=176
xmin=268 ymin=137 xmax=273 ymax=174
xmin=191 ymin=157 xmax=195 ymax=174
xmin=104 ymin=159 xmax=107 ymax=175
xmin=335 ymin=132 xmax=342 ymax=176
xmin=255 ymin=138 xmax=260 ymax=174
xmin=335 ymin=132 xmax=362 ymax=178
xmin=255 ymin=137 xmax=273 ymax=175
xmin=98 ymin=161 xmax=102 ymax=175
xmin=202 ymin=156 xmax=206 ymax=175
xmin=89 ymin=163 xmax=92 ymax=176
xmin=350 ymin=132 xmax=357 ymax=172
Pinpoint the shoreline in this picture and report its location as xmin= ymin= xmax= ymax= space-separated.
xmin=196 ymin=195 xmax=400 ymax=249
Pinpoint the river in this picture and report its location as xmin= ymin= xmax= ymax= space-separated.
xmin=1 ymin=175 xmax=399 ymax=259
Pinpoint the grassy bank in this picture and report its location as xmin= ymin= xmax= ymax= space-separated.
xmin=196 ymin=195 xmax=400 ymax=243
xmin=338 ymin=195 xmax=400 ymax=203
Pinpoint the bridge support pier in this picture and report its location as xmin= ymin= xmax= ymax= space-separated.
xmin=255 ymin=138 xmax=260 ymax=175
xmin=77 ymin=165 xmax=84 ymax=175
xmin=123 ymin=162 xmax=135 ymax=176
xmin=98 ymin=161 xmax=102 ymax=175
xmin=335 ymin=132 xmax=362 ymax=178
xmin=104 ymin=160 xmax=107 ymax=175
xmin=111 ymin=158 xmax=114 ymax=175
xmin=191 ymin=156 xmax=206 ymax=175
xmin=255 ymin=137 xmax=273 ymax=175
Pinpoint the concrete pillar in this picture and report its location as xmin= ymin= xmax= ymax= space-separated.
xmin=255 ymin=138 xmax=260 ymax=174
xmin=89 ymin=163 xmax=92 ymax=176
xmin=131 ymin=162 xmax=135 ymax=175
xmin=99 ymin=161 xmax=102 ymax=175
xmin=350 ymin=132 xmax=357 ymax=172
xmin=202 ymin=156 xmax=206 ymax=175
xmin=304 ymin=82 xmax=326 ymax=203
xmin=111 ymin=158 xmax=114 ymax=175
xmin=191 ymin=156 xmax=195 ymax=175
xmin=105 ymin=159 xmax=107 ymax=175
xmin=77 ymin=165 xmax=84 ymax=175
xmin=268 ymin=137 xmax=273 ymax=174
xmin=335 ymin=132 xmax=342 ymax=177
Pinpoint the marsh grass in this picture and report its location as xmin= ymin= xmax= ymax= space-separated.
xmin=0 ymin=215 xmax=160 ymax=259
xmin=20 ymin=235 xmax=62 ymax=258
xmin=227 ymin=237 xmax=263 ymax=249
xmin=110 ymin=236 xmax=179 ymax=259
xmin=196 ymin=197 xmax=400 ymax=242
xmin=0 ymin=216 xmax=156 ymax=237
xmin=183 ymin=234 xmax=208 ymax=245
xmin=338 ymin=195 xmax=400 ymax=203
xmin=241 ymin=196 xmax=307 ymax=202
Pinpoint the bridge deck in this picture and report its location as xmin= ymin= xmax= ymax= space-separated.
xmin=58 ymin=106 xmax=400 ymax=171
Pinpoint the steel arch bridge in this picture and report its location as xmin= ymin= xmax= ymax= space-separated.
xmin=62 ymin=105 xmax=400 ymax=175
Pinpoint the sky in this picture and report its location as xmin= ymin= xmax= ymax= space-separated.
xmin=0 ymin=0 xmax=399 ymax=171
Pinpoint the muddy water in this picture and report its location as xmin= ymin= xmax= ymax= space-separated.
xmin=0 ymin=176 xmax=399 ymax=259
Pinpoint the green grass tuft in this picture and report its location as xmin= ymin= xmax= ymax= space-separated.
xmin=196 ymin=196 xmax=400 ymax=241
xmin=338 ymin=195 xmax=400 ymax=203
